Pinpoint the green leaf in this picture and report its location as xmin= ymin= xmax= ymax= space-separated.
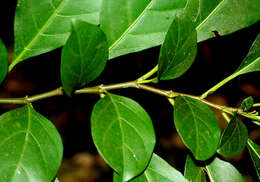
xmin=113 ymin=153 xmax=188 ymax=182
xmin=241 ymin=96 xmax=254 ymax=112
xmin=91 ymin=93 xmax=156 ymax=181
xmin=11 ymin=0 xmax=102 ymax=70
xmin=0 ymin=38 xmax=8 ymax=85
xmin=247 ymin=139 xmax=260 ymax=179
xmin=218 ymin=116 xmax=248 ymax=158
xmin=206 ymin=157 xmax=245 ymax=182
xmin=54 ymin=178 xmax=60 ymax=182
xmin=0 ymin=105 xmax=63 ymax=182
xmin=174 ymin=96 xmax=221 ymax=160
xmin=101 ymin=0 xmax=187 ymax=59
xmin=185 ymin=0 xmax=260 ymax=42
xmin=184 ymin=155 xmax=206 ymax=182
xmin=235 ymin=34 xmax=260 ymax=75
xmin=61 ymin=20 xmax=108 ymax=96
xmin=158 ymin=13 xmax=197 ymax=80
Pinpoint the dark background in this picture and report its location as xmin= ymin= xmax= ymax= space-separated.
xmin=0 ymin=1 xmax=260 ymax=182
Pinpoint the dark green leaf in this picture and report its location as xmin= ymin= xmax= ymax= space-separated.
xmin=158 ymin=13 xmax=197 ymax=80
xmin=241 ymin=96 xmax=254 ymax=112
xmin=0 ymin=38 xmax=8 ymax=85
xmin=184 ymin=155 xmax=206 ymax=182
xmin=113 ymin=153 xmax=188 ymax=182
xmin=247 ymin=139 xmax=260 ymax=179
xmin=235 ymin=34 xmax=260 ymax=75
xmin=185 ymin=0 xmax=260 ymax=42
xmin=11 ymin=0 xmax=102 ymax=70
xmin=174 ymin=96 xmax=221 ymax=160
xmin=101 ymin=0 xmax=187 ymax=59
xmin=61 ymin=20 xmax=108 ymax=96
xmin=91 ymin=93 xmax=156 ymax=181
xmin=0 ymin=105 xmax=63 ymax=182
xmin=218 ymin=116 xmax=248 ymax=158
xmin=206 ymin=157 xmax=245 ymax=182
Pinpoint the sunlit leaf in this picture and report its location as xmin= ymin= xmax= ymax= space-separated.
xmin=0 ymin=105 xmax=63 ymax=182
xmin=184 ymin=155 xmax=206 ymax=182
xmin=91 ymin=93 xmax=155 ymax=181
xmin=0 ymin=38 xmax=8 ymax=85
xmin=206 ymin=157 xmax=245 ymax=182
xmin=174 ymin=96 xmax=221 ymax=160
xmin=113 ymin=153 xmax=188 ymax=182
xmin=61 ymin=20 xmax=108 ymax=96
xmin=158 ymin=13 xmax=197 ymax=80
xmin=101 ymin=0 xmax=187 ymax=59
xmin=247 ymin=139 xmax=260 ymax=179
xmin=218 ymin=116 xmax=248 ymax=158
xmin=185 ymin=0 xmax=260 ymax=42
xmin=11 ymin=0 xmax=102 ymax=70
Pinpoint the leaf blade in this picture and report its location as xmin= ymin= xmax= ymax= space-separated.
xmin=0 ymin=105 xmax=63 ymax=182
xmin=0 ymin=38 xmax=8 ymax=85
xmin=91 ymin=93 xmax=155 ymax=181
xmin=184 ymin=155 xmax=206 ymax=182
xmin=174 ymin=96 xmax=221 ymax=160
xmin=247 ymin=139 xmax=260 ymax=179
xmin=61 ymin=20 xmax=108 ymax=96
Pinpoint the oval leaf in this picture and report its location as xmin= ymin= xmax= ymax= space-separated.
xmin=91 ymin=93 xmax=156 ymax=181
xmin=218 ymin=116 xmax=248 ymax=158
xmin=114 ymin=153 xmax=188 ymax=182
xmin=206 ymin=157 xmax=245 ymax=182
xmin=174 ymin=96 xmax=221 ymax=160
xmin=11 ymin=0 xmax=102 ymax=70
xmin=158 ymin=13 xmax=197 ymax=80
xmin=184 ymin=155 xmax=206 ymax=182
xmin=101 ymin=0 xmax=187 ymax=59
xmin=185 ymin=0 xmax=260 ymax=42
xmin=61 ymin=20 xmax=108 ymax=96
xmin=241 ymin=96 xmax=254 ymax=112
xmin=247 ymin=139 xmax=260 ymax=179
xmin=0 ymin=105 xmax=63 ymax=182
xmin=235 ymin=34 xmax=260 ymax=75
xmin=0 ymin=38 xmax=8 ymax=85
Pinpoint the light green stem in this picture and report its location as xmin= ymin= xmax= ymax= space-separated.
xmin=253 ymin=103 xmax=260 ymax=107
xmin=137 ymin=65 xmax=158 ymax=83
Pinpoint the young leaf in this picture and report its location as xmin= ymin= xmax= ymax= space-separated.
xmin=206 ymin=157 xmax=245 ymax=182
xmin=218 ymin=116 xmax=248 ymax=158
xmin=235 ymin=34 xmax=260 ymax=75
xmin=101 ymin=0 xmax=187 ymax=59
xmin=185 ymin=0 xmax=260 ymax=42
xmin=174 ymin=96 xmax=221 ymax=160
xmin=184 ymin=155 xmax=206 ymax=182
xmin=158 ymin=13 xmax=197 ymax=80
xmin=247 ymin=139 xmax=260 ymax=179
xmin=241 ymin=96 xmax=254 ymax=112
xmin=113 ymin=153 xmax=188 ymax=182
xmin=11 ymin=0 xmax=102 ymax=70
xmin=0 ymin=105 xmax=63 ymax=182
xmin=61 ymin=20 xmax=108 ymax=96
xmin=91 ymin=93 xmax=156 ymax=181
xmin=0 ymin=38 xmax=8 ymax=85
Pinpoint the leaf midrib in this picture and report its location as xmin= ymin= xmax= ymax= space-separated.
xmin=11 ymin=0 xmax=67 ymax=69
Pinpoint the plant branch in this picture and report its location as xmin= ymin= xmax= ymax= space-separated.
xmin=137 ymin=65 xmax=158 ymax=83
xmin=0 ymin=80 xmax=259 ymax=123
xmin=253 ymin=103 xmax=260 ymax=107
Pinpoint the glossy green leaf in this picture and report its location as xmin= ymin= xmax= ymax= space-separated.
xmin=0 ymin=105 xmax=63 ymax=182
xmin=11 ymin=0 xmax=102 ymax=70
xmin=0 ymin=38 xmax=8 ymax=85
xmin=61 ymin=20 xmax=108 ymax=96
xmin=247 ymin=139 xmax=260 ymax=179
xmin=91 ymin=93 xmax=156 ymax=181
xmin=113 ymin=153 xmax=188 ymax=182
xmin=185 ymin=0 xmax=260 ymax=42
xmin=174 ymin=96 xmax=221 ymax=160
xmin=206 ymin=157 xmax=245 ymax=182
xmin=241 ymin=96 xmax=254 ymax=112
xmin=184 ymin=155 xmax=206 ymax=182
xmin=101 ymin=0 xmax=187 ymax=59
xmin=218 ymin=116 xmax=248 ymax=158
xmin=158 ymin=13 xmax=197 ymax=80
xmin=235 ymin=34 xmax=260 ymax=75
